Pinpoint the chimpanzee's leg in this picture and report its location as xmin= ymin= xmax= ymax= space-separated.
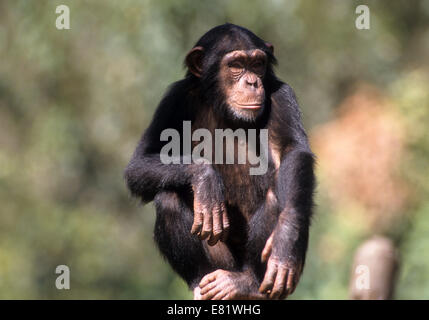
xmin=246 ymin=189 xmax=280 ymax=280
xmin=198 ymin=189 xmax=279 ymax=300
xmin=153 ymin=191 xmax=237 ymax=295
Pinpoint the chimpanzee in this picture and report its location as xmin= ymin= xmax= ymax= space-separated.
xmin=125 ymin=23 xmax=315 ymax=300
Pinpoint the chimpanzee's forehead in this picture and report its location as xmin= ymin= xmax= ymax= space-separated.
xmin=206 ymin=35 xmax=267 ymax=61
xmin=222 ymin=49 xmax=266 ymax=61
xmin=192 ymin=24 xmax=274 ymax=66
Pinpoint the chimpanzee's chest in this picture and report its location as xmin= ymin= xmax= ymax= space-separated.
xmin=190 ymin=111 xmax=278 ymax=219
xmin=214 ymin=158 xmax=275 ymax=219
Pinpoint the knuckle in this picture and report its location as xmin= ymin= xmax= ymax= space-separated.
xmin=212 ymin=206 xmax=221 ymax=215
xmin=191 ymin=226 xmax=200 ymax=233
xmin=220 ymin=202 xmax=226 ymax=212
xmin=218 ymin=270 xmax=227 ymax=276
xmin=213 ymin=226 xmax=223 ymax=233
xmin=213 ymin=230 xmax=222 ymax=237
xmin=278 ymin=264 xmax=288 ymax=271
xmin=203 ymin=208 xmax=212 ymax=216
xmin=203 ymin=220 xmax=212 ymax=228
xmin=222 ymin=219 xmax=230 ymax=228
xmin=268 ymin=260 xmax=279 ymax=269
xmin=193 ymin=222 xmax=202 ymax=229
xmin=200 ymin=230 xmax=210 ymax=237
xmin=202 ymin=226 xmax=212 ymax=233
xmin=270 ymin=257 xmax=281 ymax=265
xmin=271 ymin=287 xmax=279 ymax=296
xmin=265 ymin=278 xmax=274 ymax=286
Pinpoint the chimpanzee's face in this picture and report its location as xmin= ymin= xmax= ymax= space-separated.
xmin=219 ymin=49 xmax=267 ymax=121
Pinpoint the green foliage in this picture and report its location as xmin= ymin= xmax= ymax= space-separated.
xmin=0 ymin=0 xmax=428 ymax=299
xmin=390 ymin=71 xmax=429 ymax=299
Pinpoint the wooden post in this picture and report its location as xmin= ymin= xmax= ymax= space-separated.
xmin=349 ymin=236 xmax=399 ymax=300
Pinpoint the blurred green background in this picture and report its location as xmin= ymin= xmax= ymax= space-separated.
xmin=0 ymin=0 xmax=428 ymax=299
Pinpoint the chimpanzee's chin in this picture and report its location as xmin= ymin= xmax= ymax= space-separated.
xmin=228 ymin=104 xmax=263 ymax=123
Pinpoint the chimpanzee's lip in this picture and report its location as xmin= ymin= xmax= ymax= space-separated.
xmin=235 ymin=103 xmax=263 ymax=109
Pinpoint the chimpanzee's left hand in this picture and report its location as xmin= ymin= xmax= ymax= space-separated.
xmin=259 ymin=229 xmax=304 ymax=300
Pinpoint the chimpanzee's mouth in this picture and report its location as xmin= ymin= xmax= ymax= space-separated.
xmin=235 ymin=103 xmax=263 ymax=109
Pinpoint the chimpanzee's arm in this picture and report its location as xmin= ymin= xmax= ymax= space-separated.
xmin=124 ymin=82 xmax=229 ymax=245
xmin=125 ymin=80 xmax=205 ymax=201
xmin=125 ymin=135 xmax=196 ymax=203
xmin=259 ymin=83 xmax=315 ymax=299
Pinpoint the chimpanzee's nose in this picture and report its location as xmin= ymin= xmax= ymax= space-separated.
xmin=245 ymin=75 xmax=258 ymax=88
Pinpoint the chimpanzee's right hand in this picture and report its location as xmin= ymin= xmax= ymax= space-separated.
xmin=190 ymin=166 xmax=229 ymax=246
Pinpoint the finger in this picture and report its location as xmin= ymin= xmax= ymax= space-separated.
xmin=261 ymin=233 xmax=273 ymax=263
xmin=221 ymin=289 xmax=238 ymax=300
xmin=269 ymin=267 xmax=288 ymax=300
xmin=200 ymin=280 xmax=218 ymax=295
xmin=191 ymin=212 xmax=203 ymax=235
xmin=201 ymin=284 xmax=222 ymax=300
xmin=291 ymin=263 xmax=303 ymax=295
xmin=259 ymin=260 xmax=278 ymax=293
xmin=199 ymin=209 xmax=213 ymax=240
xmin=221 ymin=204 xmax=230 ymax=242
xmin=208 ymin=204 xmax=222 ymax=246
xmin=286 ymin=269 xmax=295 ymax=292
xmin=212 ymin=288 xmax=230 ymax=300
xmin=290 ymin=270 xmax=301 ymax=295
xmin=280 ymin=269 xmax=298 ymax=299
xmin=191 ymin=200 xmax=204 ymax=235
xmin=199 ymin=271 xmax=219 ymax=288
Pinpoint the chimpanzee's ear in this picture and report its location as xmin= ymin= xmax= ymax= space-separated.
xmin=265 ymin=42 xmax=274 ymax=55
xmin=185 ymin=46 xmax=204 ymax=77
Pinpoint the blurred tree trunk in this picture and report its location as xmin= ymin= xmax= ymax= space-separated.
xmin=349 ymin=236 xmax=399 ymax=300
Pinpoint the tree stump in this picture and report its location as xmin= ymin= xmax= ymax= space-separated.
xmin=349 ymin=236 xmax=399 ymax=300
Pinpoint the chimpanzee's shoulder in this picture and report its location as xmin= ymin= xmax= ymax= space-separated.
xmin=270 ymin=81 xmax=302 ymax=120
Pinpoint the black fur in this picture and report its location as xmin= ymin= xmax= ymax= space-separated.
xmin=125 ymin=23 xmax=315 ymax=290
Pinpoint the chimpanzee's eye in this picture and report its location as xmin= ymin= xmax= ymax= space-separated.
xmin=252 ymin=61 xmax=265 ymax=74
xmin=229 ymin=61 xmax=244 ymax=73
